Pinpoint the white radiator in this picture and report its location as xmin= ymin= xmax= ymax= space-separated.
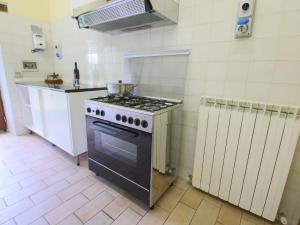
xmin=192 ymin=97 xmax=300 ymax=221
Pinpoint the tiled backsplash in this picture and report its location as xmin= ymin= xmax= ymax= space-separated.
xmin=1 ymin=0 xmax=300 ymax=223
xmin=124 ymin=56 xmax=188 ymax=99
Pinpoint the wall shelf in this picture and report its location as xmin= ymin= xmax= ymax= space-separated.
xmin=124 ymin=49 xmax=190 ymax=59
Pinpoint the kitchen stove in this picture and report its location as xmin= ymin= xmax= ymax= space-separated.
xmin=85 ymin=95 xmax=182 ymax=207
xmin=91 ymin=96 xmax=179 ymax=112
xmin=85 ymin=96 xmax=182 ymax=133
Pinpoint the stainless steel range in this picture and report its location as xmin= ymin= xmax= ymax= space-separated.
xmin=85 ymin=96 xmax=182 ymax=207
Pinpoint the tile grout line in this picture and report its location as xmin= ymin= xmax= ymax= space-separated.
xmin=73 ymin=211 xmax=85 ymax=224
xmin=160 ymin=181 xmax=192 ymax=225
xmin=102 ymin=210 xmax=115 ymax=222
xmin=187 ymin=194 xmax=206 ymax=225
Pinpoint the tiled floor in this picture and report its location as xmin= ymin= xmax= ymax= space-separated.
xmin=0 ymin=132 xmax=280 ymax=225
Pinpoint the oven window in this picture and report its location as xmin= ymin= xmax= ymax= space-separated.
xmin=94 ymin=132 xmax=138 ymax=167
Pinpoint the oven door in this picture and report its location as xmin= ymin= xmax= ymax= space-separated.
xmin=86 ymin=116 xmax=152 ymax=190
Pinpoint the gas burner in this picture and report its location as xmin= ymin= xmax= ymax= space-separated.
xmin=91 ymin=96 xmax=180 ymax=112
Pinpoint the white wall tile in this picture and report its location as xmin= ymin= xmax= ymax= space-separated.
xmin=252 ymin=14 xmax=282 ymax=38
xmin=281 ymin=11 xmax=300 ymax=36
xmin=206 ymin=62 xmax=227 ymax=81
xmin=277 ymin=37 xmax=300 ymax=61
xmin=247 ymin=61 xmax=274 ymax=83
xmin=223 ymin=81 xmax=246 ymax=98
xmin=285 ymin=0 xmax=300 ymax=11
xmin=255 ymin=0 xmax=285 ymax=15
xmin=251 ymin=39 xmax=279 ymax=61
xmin=272 ymin=62 xmax=300 ymax=84
xmin=226 ymin=62 xmax=249 ymax=82
xmin=208 ymin=42 xmax=230 ymax=61
xmin=268 ymin=83 xmax=298 ymax=104
xmin=245 ymin=82 xmax=270 ymax=101
xmin=193 ymin=1 xmax=213 ymax=25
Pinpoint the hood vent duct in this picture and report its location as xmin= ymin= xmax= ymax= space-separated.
xmin=73 ymin=0 xmax=179 ymax=34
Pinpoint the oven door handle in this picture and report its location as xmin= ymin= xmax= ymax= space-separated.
xmin=92 ymin=121 xmax=139 ymax=138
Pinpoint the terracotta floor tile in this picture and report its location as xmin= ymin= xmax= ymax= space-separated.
xmin=2 ymin=220 xmax=17 ymax=225
xmin=190 ymin=200 xmax=220 ymax=225
xmin=65 ymin=170 xmax=92 ymax=184
xmin=0 ymin=198 xmax=34 ymax=224
xmin=75 ymin=190 xmax=116 ymax=223
xmin=44 ymin=168 xmax=77 ymax=186
xmin=242 ymin=212 xmax=266 ymax=225
xmin=31 ymin=180 xmax=70 ymax=204
xmin=57 ymin=214 xmax=83 ymax=225
xmin=10 ymin=155 xmax=58 ymax=174
xmin=218 ymin=204 xmax=242 ymax=225
xmin=15 ymin=195 xmax=62 ymax=225
xmin=137 ymin=206 xmax=169 ymax=225
xmin=57 ymin=177 xmax=95 ymax=201
xmin=45 ymin=194 xmax=88 ymax=225
xmin=19 ymin=169 xmax=56 ymax=188
xmin=174 ymin=178 xmax=190 ymax=191
xmin=204 ymin=195 xmax=223 ymax=207
xmin=0 ymin=133 xmax=280 ymax=225
xmin=0 ymin=169 xmax=11 ymax=179
xmin=0 ymin=170 xmax=34 ymax=188
xmin=0 ymin=183 xmax=22 ymax=198
xmin=30 ymin=218 xmax=50 ymax=225
xmin=129 ymin=200 xmax=149 ymax=216
xmin=156 ymin=186 xmax=185 ymax=212
xmin=85 ymin=211 xmax=113 ymax=225
xmin=180 ymin=186 xmax=205 ymax=209
xmin=0 ymin=198 xmax=6 ymax=210
xmin=241 ymin=219 xmax=257 ymax=225
xmin=164 ymin=203 xmax=195 ymax=225
xmin=111 ymin=208 xmax=141 ymax=225
xmin=4 ymin=181 xmax=47 ymax=205
xmin=31 ymin=158 xmax=66 ymax=173
xmin=52 ymin=161 xmax=74 ymax=171
xmin=81 ymin=181 xmax=108 ymax=200
xmin=103 ymin=195 xmax=132 ymax=219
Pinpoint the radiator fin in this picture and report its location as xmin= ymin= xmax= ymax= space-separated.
xmin=192 ymin=97 xmax=300 ymax=221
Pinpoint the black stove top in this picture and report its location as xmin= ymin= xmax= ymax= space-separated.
xmin=91 ymin=96 xmax=181 ymax=112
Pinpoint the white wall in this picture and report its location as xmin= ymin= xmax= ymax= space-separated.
xmin=0 ymin=13 xmax=54 ymax=134
xmin=50 ymin=0 xmax=300 ymax=224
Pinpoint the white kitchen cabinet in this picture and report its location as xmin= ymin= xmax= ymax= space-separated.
xmin=18 ymin=84 xmax=105 ymax=159
xmin=18 ymin=86 xmax=45 ymax=136
xmin=41 ymin=89 xmax=73 ymax=154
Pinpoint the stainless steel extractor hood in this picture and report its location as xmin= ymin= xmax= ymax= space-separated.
xmin=72 ymin=0 xmax=179 ymax=33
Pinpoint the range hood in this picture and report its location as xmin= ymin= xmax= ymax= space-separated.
xmin=73 ymin=0 xmax=179 ymax=33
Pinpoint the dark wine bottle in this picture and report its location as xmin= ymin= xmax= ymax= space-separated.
xmin=74 ymin=62 xmax=80 ymax=80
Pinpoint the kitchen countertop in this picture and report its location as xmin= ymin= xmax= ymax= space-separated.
xmin=16 ymin=81 xmax=107 ymax=93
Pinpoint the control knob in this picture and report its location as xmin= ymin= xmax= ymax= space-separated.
xmin=134 ymin=119 xmax=141 ymax=126
xmin=128 ymin=117 xmax=134 ymax=124
xmin=116 ymin=114 xmax=121 ymax=121
xmin=122 ymin=116 xmax=127 ymax=123
xmin=141 ymin=120 xmax=148 ymax=128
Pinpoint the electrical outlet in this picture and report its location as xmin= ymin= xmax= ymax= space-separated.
xmin=235 ymin=0 xmax=255 ymax=39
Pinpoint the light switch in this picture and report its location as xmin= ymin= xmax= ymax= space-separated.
xmin=235 ymin=0 xmax=255 ymax=39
